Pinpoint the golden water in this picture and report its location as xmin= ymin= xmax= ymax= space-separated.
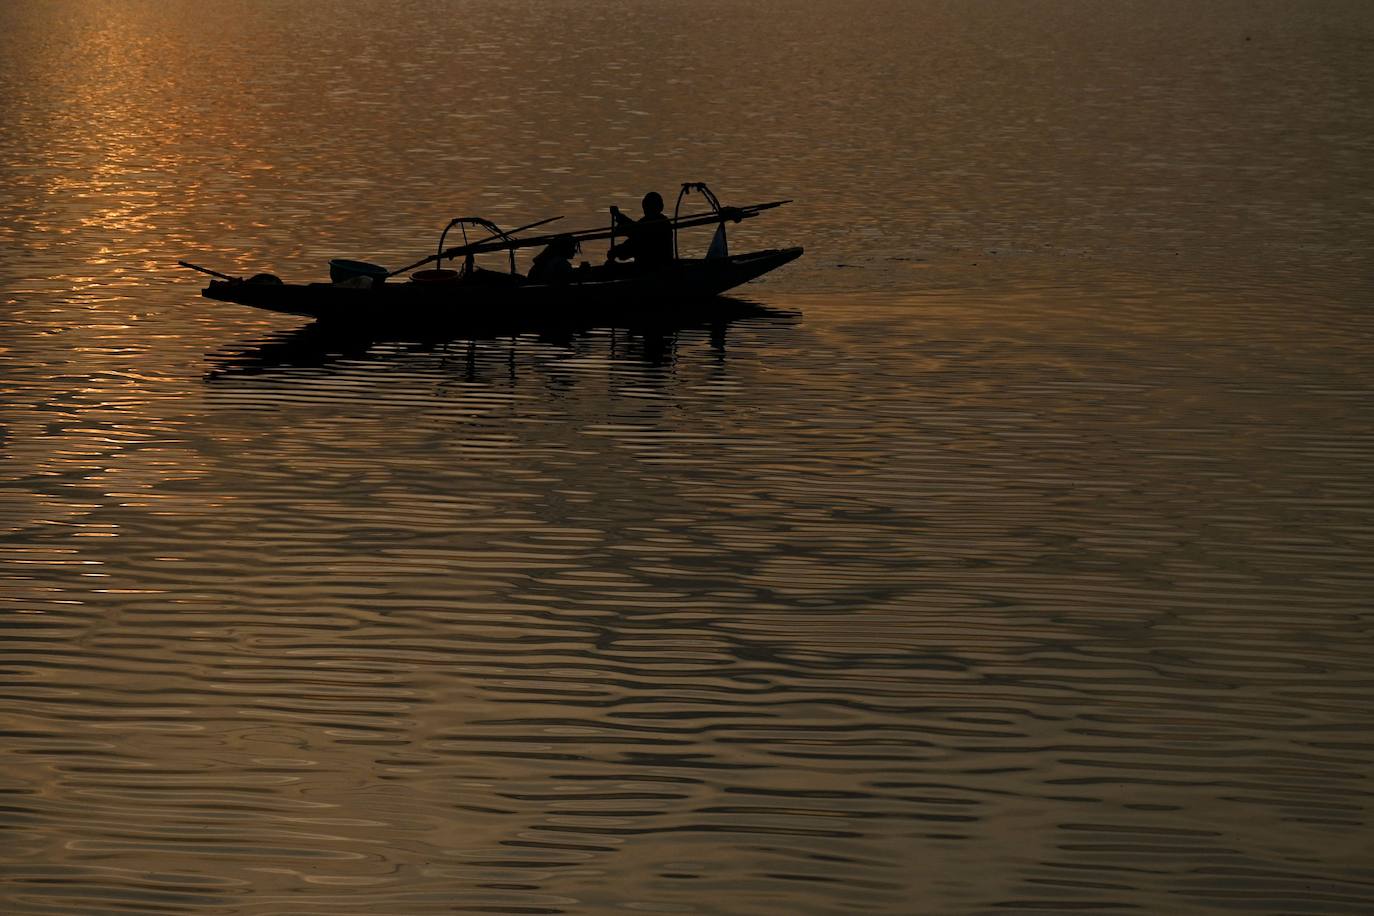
xmin=2 ymin=1 xmax=1373 ymax=912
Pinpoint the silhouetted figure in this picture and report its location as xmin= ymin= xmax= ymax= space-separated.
xmin=607 ymin=191 xmax=673 ymax=267
xmin=529 ymin=235 xmax=578 ymax=283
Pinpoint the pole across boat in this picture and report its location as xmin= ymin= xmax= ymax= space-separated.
xmin=405 ymin=199 xmax=793 ymax=272
xmin=181 ymin=184 xmax=802 ymax=322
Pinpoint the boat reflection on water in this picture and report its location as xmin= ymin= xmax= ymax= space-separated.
xmin=204 ymin=297 xmax=801 ymax=383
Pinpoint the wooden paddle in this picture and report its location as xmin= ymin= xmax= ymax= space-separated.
xmin=388 ymin=215 xmax=566 ymax=277
xmin=178 ymin=261 xmax=240 ymax=281
xmin=449 ymin=201 xmax=793 ymax=259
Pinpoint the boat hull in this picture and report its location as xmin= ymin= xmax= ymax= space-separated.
xmin=201 ymin=248 xmax=804 ymax=325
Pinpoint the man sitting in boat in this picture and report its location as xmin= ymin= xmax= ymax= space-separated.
xmin=528 ymin=235 xmax=579 ymax=283
xmin=607 ymin=191 xmax=673 ymax=267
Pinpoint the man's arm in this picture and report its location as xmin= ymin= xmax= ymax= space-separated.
xmin=610 ymin=205 xmax=638 ymax=231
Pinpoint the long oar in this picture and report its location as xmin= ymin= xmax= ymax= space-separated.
xmin=388 ymin=215 xmax=565 ymax=278
xmin=178 ymin=260 xmax=240 ymax=281
xmin=452 ymin=200 xmax=794 ymax=257
xmin=433 ymin=213 xmax=566 ymax=264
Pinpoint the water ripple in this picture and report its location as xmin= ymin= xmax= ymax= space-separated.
xmin=4 ymin=0 xmax=1374 ymax=913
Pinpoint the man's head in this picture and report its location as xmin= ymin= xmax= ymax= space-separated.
xmin=641 ymin=191 xmax=664 ymax=216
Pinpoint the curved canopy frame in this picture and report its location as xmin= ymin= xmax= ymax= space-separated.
xmin=436 ymin=217 xmax=518 ymax=275
xmin=672 ymin=182 xmax=727 ymax=260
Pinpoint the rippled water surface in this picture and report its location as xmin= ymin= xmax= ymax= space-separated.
xmin=3 ymin=1 xmax=1374 ymax=913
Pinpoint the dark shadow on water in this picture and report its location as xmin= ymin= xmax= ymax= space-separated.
xmin=204 ymin=297 xmax=800 ymax=382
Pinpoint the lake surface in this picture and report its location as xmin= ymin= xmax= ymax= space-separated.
xmin=2 ymin=1 xmax=1373 ymax=913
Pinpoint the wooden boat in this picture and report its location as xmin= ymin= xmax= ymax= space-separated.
xmin=183 ymin=183 xmax=803 ymax=325
xmin=200 ymin=247 xmax=803 ymax=322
